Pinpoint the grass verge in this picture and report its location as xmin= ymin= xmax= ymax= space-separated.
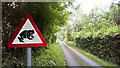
xmin=66 ymin=41 xmax=118 ymax=67
xmin=32 ymin=43 xmax=66 ymax=67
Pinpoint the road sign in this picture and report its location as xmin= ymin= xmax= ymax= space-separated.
xmin=7 ymin=14 xmax=47 ymax=48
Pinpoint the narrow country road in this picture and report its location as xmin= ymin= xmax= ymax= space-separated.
xmin=59 ymin=41 xmax=103 ymax=68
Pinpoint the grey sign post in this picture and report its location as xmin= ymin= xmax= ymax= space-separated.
xmin=27 ymin=47 xmax=31 ymax=68
xmin=7 ymin=14 xmax=47 ymax=68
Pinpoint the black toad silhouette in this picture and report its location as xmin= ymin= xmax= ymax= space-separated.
xmin=18 ymin=30 xmax=35 ymax=42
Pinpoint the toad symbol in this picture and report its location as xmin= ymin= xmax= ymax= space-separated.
xmin=18 ymin=30 xmax=35 ymax=42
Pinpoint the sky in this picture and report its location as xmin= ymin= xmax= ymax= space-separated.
xmin=68 ymin=0 xmax=119 ymax=26
xmin=73 ymin=0 xmax=119 ymax=14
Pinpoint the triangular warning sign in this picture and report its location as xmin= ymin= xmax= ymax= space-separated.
xmin=7 ymin=14 xmax=47 ymax=48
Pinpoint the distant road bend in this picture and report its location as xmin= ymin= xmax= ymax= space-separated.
xmin=59 ymin=41 xmax=104 ymax=68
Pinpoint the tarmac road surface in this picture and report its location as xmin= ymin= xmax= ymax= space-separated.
xmin=59 ymin=41 xmax=104 ymax=68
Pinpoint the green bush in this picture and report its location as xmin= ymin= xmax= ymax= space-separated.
xmin=32 ymin=43 xmax=66 ymax=67
xmin=75 ymin=34 xmax=120 ymax=65
xmin=70 ymin=45 xmax=116 ymax=66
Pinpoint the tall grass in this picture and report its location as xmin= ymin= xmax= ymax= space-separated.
xmin=32 ymin=43 xmax=66 ymax=67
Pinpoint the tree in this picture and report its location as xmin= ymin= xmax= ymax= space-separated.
xmin=2 ymin=2 xmax=72 ymax=66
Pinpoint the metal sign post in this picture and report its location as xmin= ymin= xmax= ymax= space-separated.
xmin=27 ymin=48 xmax=31 ymax=68
xmin=7 ymin=14 xmax=47 ymax=68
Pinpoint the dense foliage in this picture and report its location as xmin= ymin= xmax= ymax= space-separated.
xmin=75 ymin=34 xmax=120 ymax=65
xmin=62 ymin=4 xmax=120 ymax=65
xmin=32 ymin=43 xmax=66 ymax=67
xmin=2 ymin=2 xmax=71 ymax=66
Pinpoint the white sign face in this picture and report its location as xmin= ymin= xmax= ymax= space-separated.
xmin=12 ymin=19 xmax=43 ymax=44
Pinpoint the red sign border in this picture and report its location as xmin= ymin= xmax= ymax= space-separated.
xmin=7 ymin=14 xmax=47 ymax=48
